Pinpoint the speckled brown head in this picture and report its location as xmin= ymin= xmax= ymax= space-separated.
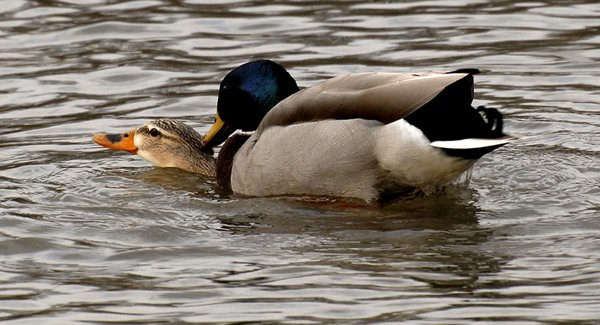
xmin=92 ymin=119 xmax=216 ymax=177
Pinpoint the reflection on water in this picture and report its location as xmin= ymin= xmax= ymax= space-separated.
xmin=0 ymin=0 xmax=599 ymax=323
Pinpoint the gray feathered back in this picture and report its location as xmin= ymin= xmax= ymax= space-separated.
xmin=257 ymin=72 xmax=471 ymax=134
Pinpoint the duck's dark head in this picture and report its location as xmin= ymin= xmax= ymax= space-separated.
xmin=202 ymin=60 xmax=299 ymax=148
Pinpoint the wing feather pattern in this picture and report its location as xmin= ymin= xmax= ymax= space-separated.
xmin=256 ymin=72 xmax=473 ymax=134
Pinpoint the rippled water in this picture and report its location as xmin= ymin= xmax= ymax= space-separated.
xmin=1 ymin=0 xmax=599 ymax=323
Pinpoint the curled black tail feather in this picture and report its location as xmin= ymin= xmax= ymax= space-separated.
xmin=476 ymin=106 xmax=504 ymax=137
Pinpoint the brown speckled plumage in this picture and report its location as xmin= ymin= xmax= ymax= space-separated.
xmin=135 ymin=119 xmax=216 ymax=177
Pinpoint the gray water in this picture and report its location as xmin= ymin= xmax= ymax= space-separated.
xmin=1 ymin=0 xmax=599 ymax=323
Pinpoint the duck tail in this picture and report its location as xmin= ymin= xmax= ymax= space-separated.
xmin=429 ymin=105 xmax=511 ymax=159
xmin=404 ymin=73 xmax=511 ymax=159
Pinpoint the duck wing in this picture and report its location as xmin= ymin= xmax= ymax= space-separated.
xmin=256 ymin=71 xmax=475 ymax=134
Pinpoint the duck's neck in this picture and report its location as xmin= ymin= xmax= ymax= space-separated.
xmin=164 ymin=135 xmax=217 ymax=177
xmin=216 ymin=133 xmax=251 ymax=190
xmin=182 ymin=153 xmax=217 ymax=178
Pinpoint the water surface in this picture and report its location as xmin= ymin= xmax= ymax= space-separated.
xmin=1 ymin=0 xmax=599 ymax=323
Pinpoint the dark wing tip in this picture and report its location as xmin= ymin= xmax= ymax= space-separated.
xmin=447 ymin=68 xmax=480 ymax=75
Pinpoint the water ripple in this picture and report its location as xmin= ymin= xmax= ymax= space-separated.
xmin=0 ymin=0 xmax=599 ymax=323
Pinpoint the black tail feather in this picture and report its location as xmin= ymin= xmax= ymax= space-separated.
xmin=447 ymin=68 xmax=480 ymax=75
xmin=406 ymin=75 xmax=506 ymax=141
xmin=476 ymin=106 xmax=504 ymax=137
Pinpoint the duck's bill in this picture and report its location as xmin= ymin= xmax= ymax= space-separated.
xmin=92 ymin=129 xmax=138 ymax=154
xmin=202 ymin=113 xmax=235 ymax=148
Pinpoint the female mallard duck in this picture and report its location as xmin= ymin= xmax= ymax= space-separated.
xmin=93 ymin=60 xmax=511 ymax=202
xmin=92 ymin=118 xmax=216 ymax=177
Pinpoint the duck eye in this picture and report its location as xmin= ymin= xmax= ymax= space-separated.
xmin=149 ymin=128 xmax=160 ymax=137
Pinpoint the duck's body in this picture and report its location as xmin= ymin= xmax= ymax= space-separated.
xmin=93 ymin=60 xmax=511 ymax=203
xmin=228 ymin=118 xmax=477 ymax=201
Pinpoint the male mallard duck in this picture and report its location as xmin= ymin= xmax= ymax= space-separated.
xmin=93 ymin=60 xmax=511 ymax=202
xmin=202 ymin=60 xmax=511 ymax=202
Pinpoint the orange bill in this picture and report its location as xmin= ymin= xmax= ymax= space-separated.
xmin=92 ymin=128 xmax=138 ymax=154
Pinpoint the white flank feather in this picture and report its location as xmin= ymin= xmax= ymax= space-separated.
xmin=375 ymin=119 xmax=475 ymax=192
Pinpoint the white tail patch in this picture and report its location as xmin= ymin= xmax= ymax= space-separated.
xmin=430 ymin=137 xmax=512 ymax=150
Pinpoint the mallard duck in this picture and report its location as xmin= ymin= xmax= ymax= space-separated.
xmin=202 ymin=60 xmax=511 ymax=202
xmin=93 ymin=60 xmax=511 ymax=202
xmin=92 ymin=119 xmax=216 ymax=177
